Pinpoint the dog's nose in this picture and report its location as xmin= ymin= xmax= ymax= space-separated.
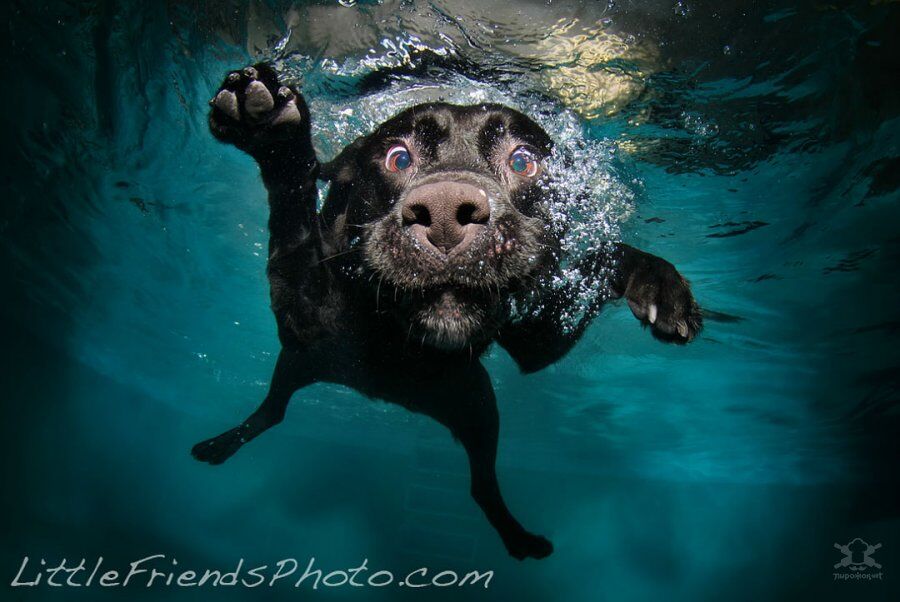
xmin=401 ymin=181 xmax=491 ymax=255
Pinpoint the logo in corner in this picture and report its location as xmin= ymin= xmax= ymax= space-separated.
xmin=833 ymin=538 xmax=883 ymax=580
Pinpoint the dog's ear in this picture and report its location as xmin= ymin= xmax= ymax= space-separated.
xmin=319 ymin=136 xmax=367 ymax=183
xmin=319 ymin=135 xmax=370 ymax=252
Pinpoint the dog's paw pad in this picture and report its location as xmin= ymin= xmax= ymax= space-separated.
xmin=244 ymin=80 xmax=274 ymax=118
xmin=213 ymin=89 xmax=239 ymax=121
xmin=208 ymin=63 xmax=305 ymax=151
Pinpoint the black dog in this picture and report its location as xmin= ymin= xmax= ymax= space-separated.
xmin=192 ymin=63 xmax=701 ymax=560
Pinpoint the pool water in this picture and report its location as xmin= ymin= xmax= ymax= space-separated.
xmin=2 ymin=1 xmax=899 ymax=600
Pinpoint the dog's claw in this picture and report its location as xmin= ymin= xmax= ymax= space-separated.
xmin=625 ymin=260 xmax=701 ymax=343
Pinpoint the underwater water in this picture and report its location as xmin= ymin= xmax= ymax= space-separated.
xmin=2 ymin=0 xmax=899 ymax=600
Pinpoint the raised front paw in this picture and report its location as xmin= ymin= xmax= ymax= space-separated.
xmin=625 ymin=257 xmax=702 ymax=343
xmin=208 ymin=63 xmax=308 ymax=155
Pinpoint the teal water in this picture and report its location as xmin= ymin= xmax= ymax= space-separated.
xmin=2 ymin=1 xmax=899 ymax=600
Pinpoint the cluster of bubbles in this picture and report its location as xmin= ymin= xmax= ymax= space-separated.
xmin=271 ymin=36 xmax=637 ymax=332
xmin=681 ymin=110 xmax=719 ymax=138
xmin=533 ymin=111 xmax=635 ymax=332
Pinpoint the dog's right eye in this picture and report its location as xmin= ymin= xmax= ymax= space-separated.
xmin=508 ymin=147 xmax=540 ymax=178
xmin=385 ymin=145 xmax=412 ymax=172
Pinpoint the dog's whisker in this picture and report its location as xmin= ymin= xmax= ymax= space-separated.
xmin=376 ymin=274 xmax=384 ymax=312
xmin=316 ymin=247 xmax=361 ymax=264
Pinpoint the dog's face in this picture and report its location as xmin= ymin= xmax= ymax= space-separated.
xmin=324 ymin=103 xmax=559 ymax=351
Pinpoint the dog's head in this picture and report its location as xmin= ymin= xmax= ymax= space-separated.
xmin=322 ymin=103 xmax=559 ymax=351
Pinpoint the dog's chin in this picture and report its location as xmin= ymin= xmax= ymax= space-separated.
xmin=408 ymin=289 xmax=494 ymax=352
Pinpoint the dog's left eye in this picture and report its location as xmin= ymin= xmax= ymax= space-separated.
xmin=508 ymin=147 xmax=539 ymax=177
xmin=385 ymin=145 xmax=412 ymax=172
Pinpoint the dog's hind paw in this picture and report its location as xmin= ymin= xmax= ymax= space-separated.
xmin=504 ymin=530 xmax=554 ymax=560
xmin=191 ymin=426 xmax=249 ymax=465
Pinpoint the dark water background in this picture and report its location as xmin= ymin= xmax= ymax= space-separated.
xmin=2 ymin=1 xmax=899 ymax=600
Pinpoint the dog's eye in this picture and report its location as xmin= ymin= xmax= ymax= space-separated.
xmin=385 ymin=145 xmax=412 ymax=172
xmin=508 ymin=147 xmax=539 ymax=177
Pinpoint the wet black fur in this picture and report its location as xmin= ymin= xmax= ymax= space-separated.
xmin=193 ymin=63 xmax=702 ymax=560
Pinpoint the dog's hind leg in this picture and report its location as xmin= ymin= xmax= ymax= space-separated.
xmin=458 ymin=404 xmax=554 ymax=560
xmin=422 ymin=362 xmax=554 ymax=560
xmin=191 ymin=348 xmax=310 ymax=465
